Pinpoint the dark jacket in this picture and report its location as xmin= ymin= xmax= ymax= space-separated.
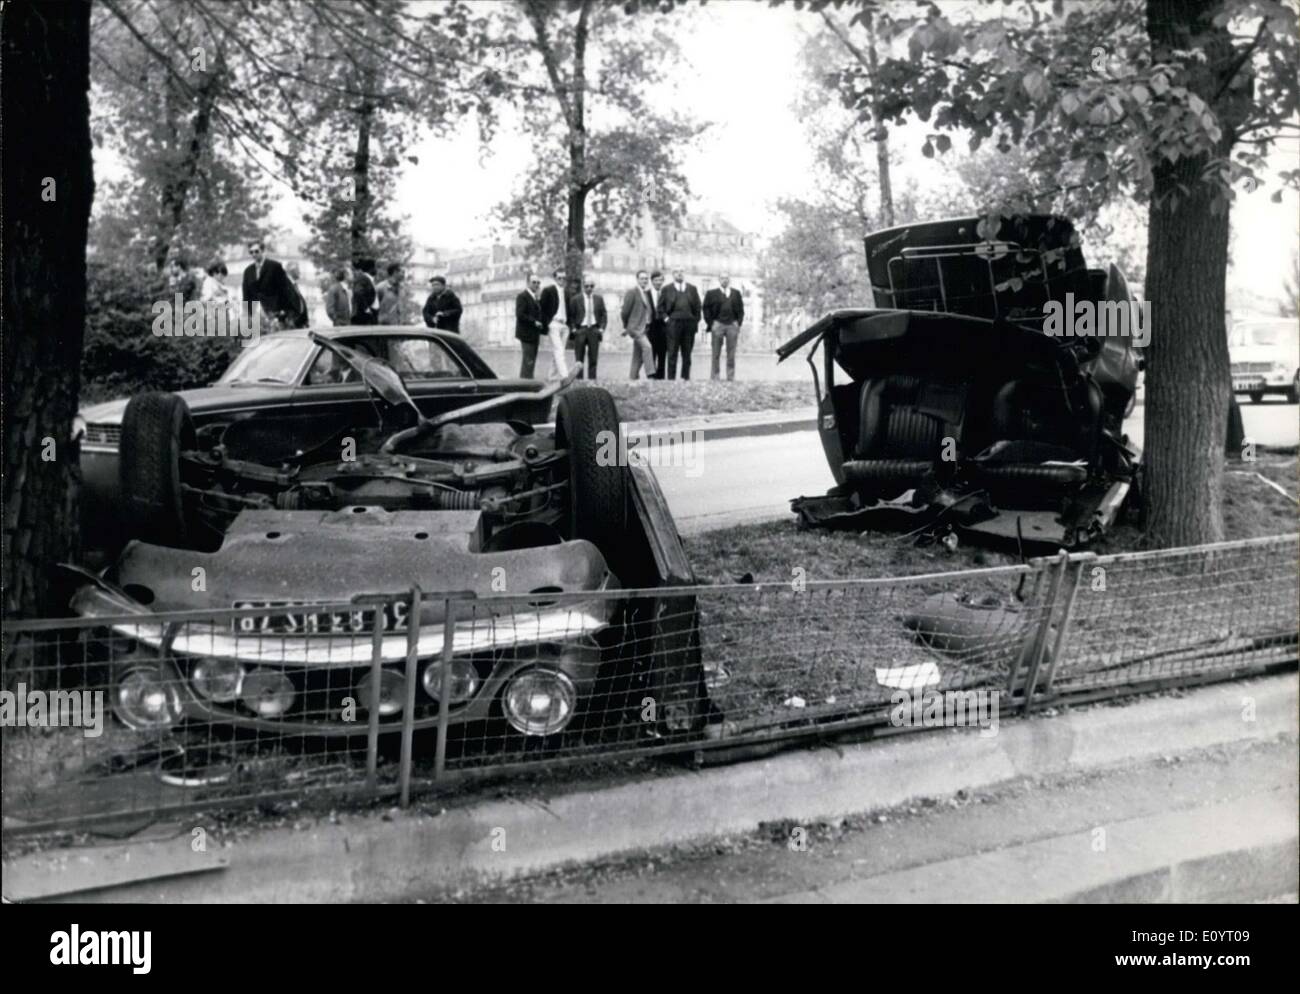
xmin=352 ymin=272 xmax=378 ymax=325
xmin=539 ymin=283 xmax=563 ymax=325
xmin=659 ymin=281 xmax=701 ymax=325
xmin=703 ymin=287 xmax=744 ymax=328
xmin=515 ymin=289 xmax=545 ymax=344
xmin=423 ymin=288 xmax=463 ymax=332
xmin=241 ymin=258 xmax=295 ymax=317
xmin=567 ymin=292 xmax=607 ymax=334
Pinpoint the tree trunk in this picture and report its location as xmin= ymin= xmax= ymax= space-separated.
xmin=351 ymin=77 xmax=375 ymax=266
xmin=152 ymin=70 xmax=217 ymax=272
xmin=1141 ymin=0 xmax=1242 ymax=548
xmin=2 ymin=0 xmax=95 ymax=618
xmin=864 ymin=13 xmax=893 ymax=228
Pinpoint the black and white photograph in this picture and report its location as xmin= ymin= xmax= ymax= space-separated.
xmin=1 ymin=0 xmax=1297 ymax=939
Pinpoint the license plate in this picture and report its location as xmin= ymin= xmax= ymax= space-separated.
xmin=1234 ymin=378 xmax=1264 ymax=391
xmin=230 ymin=600 xmax=411 ymax=635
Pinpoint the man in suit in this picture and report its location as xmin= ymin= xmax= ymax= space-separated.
xmin=515 ymin=273 xmax=547 ymax=378
xmin=538 ymin=267 xmax=570 ymax=379
xmin=377 ymin=263 xmax=404 ymax=324
xmin=647 ymin=270 xmax=667 ymax=378
xmin=423 ymin=275 xmax=462 ymax=332
xmin=324 ymin=267 xmax=352 ymax=325
xmin=351 ymin=258 xmax=379 ymax=325
xmin=241 ymin=241 xmax=296 ymax=328
xmin=621 ymin=270 xmax=657 ymax=380
xmin=657 ymin=267 xmax=702 ymax=380
xmin=704 ymin=273 xmax=746 ymax=381
xmin=567 ymin=276 xmax=607 ymax=379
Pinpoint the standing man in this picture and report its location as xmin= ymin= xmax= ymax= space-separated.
xmin=621 ymin=270 xmax=657 ymax=380
xmin=241 ymin=241 xmax=295 ymax=327
xmin=568 ymin=276 xmax=607 ymax=380
xmin=658 ymin=267 xmax=702 ymax=380
xmin=324 ymin=267 xmax=351 ymax=325
xmin=351 ymin=258 xmax=379 ymax=325
xmin=515 ymin=272 xmax=546 ymax=378
xmin=704 ymin=273 xmax=745 ymax=381
xmin=423 ymin=275 xmax=462 ymax=332
xmin=377 ymin=263 xmax=404 ymax=324
xmin=539 ymin=267 xmax=570 ymax=379
xmin=647 ymin=270 xmax=667 ymax=378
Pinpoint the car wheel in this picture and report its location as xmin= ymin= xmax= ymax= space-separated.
xmin=1288 ymin=374 xmax=1299 ymax=405
xmin=555 ymin=387 xmax=627 ymax=561
xmin=1249 ymin=391 xmax=1264 ymax=404
xmin=119 ymin=391 xmax=195 ymax=547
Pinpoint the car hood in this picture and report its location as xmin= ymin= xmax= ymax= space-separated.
xmin=79 ymin=383 xmax=294 ymax=425
xmin=70 ymin=508 xmax=614 ymax=663
xmin=1230 ymin=345 xmax=1291 ymax=365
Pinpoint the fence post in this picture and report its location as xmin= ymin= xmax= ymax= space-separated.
xmin=1014 ymin=551 xmax=1067 ymax=712
xmin=433 ymin=595 xmax=459 ymax=783
xmin=398 ymin=585 xmax=422 ymax=808
xmin=1035 ymin=551 xmax=1094 ymax=705
xmin=365 ymin=607 xmax=384 ymax=792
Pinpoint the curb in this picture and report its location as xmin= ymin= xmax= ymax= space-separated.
xmin=542 ymin=407 xmax=819 ymax=445
xmin=6 ymin=672 xmax=1294 ymax=903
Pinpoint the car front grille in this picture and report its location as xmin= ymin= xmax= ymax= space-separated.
xmin=1231 ymin=361 xmax=1272 ymax=374
xmin=84 ymin=423 xmax=121 ymax=446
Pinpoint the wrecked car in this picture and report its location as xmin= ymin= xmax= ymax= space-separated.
xmin=778 ymin=214 xmax=1143 ymax=550
xmin=70 ymin=328 xmax=707 ymax=745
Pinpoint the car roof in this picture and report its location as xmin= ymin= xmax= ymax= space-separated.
xmin=264 ymin=325 xmax=457 ymax=342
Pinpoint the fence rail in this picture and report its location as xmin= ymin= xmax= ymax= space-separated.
xmin=3 ymin=534 xmax=1295 ymax=837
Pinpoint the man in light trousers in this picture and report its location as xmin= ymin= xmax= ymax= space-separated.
xmin=621 ymin=270 xmax=657 ymax=379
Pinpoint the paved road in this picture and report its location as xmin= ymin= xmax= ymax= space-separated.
xmin=653 ymin=401 xmax=1298 ymax=536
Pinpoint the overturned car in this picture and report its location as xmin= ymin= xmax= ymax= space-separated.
xmin=70 ymin=330 xmax=706 ymax=745
xmin=779 ymin=214 xmax=1143 ymax=550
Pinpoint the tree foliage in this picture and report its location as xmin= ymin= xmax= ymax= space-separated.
xmin=491 ymin=0 xmax=699 ymax=278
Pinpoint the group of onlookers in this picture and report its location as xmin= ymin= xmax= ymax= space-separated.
xmin=172 ymin=242 xmax=750 ymax=383
xmin=514 ymin=266 xmax=745 ymax=381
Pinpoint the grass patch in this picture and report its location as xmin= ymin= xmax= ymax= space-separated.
xmin=598 ymin=379 xmax=813 ymax=424
xmin=683 ymin=466 xmax=1297 ymax=728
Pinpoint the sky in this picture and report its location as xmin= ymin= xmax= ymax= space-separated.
xmin=104 ymin=0 xmax=1298 ymax=312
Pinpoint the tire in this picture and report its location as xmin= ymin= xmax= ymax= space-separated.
xmin=119 ymin=392 xmax=195 ymax=547
xmin=1249 ymin=391 xmax=1264 ymax=404
xmin=1288 ymin=375 xmax=1299 ymax=405
xmin=555 ymin=387 xmax=627 ymax=562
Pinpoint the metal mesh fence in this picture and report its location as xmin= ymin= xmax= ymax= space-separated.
xmin=2 ymin=535 xmax=1295 ymax=835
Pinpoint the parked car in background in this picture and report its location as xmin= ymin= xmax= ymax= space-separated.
xmin=1230 ymin=317 xmax=1300 ymax=404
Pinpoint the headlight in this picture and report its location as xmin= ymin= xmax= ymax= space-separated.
xmin=191 ymin=658 xmax=244 ymax=702
xmin=356 ymin=669 xmax=405 ymax=716
xmin=113 ymin=665 xmax=183 ymax=730
xmin=421 ymin=658 xmax=480 ymax=704
xmin=502 ymin=668 xmax=577 ymax=737
xmin=240 ymin=668 xmax=296 ymax=717
xmin=71 ymin=414 xmax=86 ymax=442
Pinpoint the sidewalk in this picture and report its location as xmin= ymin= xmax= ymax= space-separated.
xmin=6 ymin=672 xmax=1293 ymax=903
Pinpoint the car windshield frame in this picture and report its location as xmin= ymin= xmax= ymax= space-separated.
xmin=217 ymin=336 xmax=316 ymax=386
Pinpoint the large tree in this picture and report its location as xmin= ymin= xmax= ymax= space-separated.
xmin=828 ymin=0 xmax=1298 ymax=547
xmin=2 ymin=1 xmax=95 ymax=618
xmin=492 ymin=0 xmax=698 ymax=280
